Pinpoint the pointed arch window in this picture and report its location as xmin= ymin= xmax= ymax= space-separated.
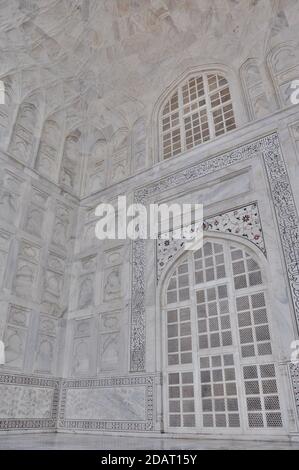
xmin=163 ymin=239 xmax=284 ymax=433
xmin=160 ymin=73 xmax=236 ymax=160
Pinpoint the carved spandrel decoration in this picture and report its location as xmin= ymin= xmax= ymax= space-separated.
xmin=157 ymin=203 xmax=265 ymax=280
xmin=130 ymin=133 xmax=299 ymax=373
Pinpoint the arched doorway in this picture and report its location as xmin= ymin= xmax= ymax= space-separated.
xmin=161 ymin=236 xmax=286 ymax=435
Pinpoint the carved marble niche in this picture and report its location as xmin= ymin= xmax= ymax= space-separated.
xmin=77 ymin=255 xmax=96 ymax=311
xmin=132 ymin=117 xmax=147 ymax=173
xmin=84 ymin=134 xmax=108 ymax=196
xmin=267 ymin=42 xmax=299 ymax=107
xmin=35 ymin=113 xmax=64 ymax=180
xmin=0 ymin=75 xmax=18 ymax=148
xmin=59 ymin=129 xmax=82 ymax=193
xmin=2 ymin=304 xmax=31 ymax=371
xmin=109 ymin=128 xmax=130 ymax=184
xmin=82 ymin=206 xmax=100 ymax=250
xmin=72 ymin=318 xmax=93 ymax=377
xmin=13 ymin=240 xmax=41 ymax=301
xmin=23 ymin=187 xmax=48 ymax=239
xmin=8 ymin=92 xmax=41 ymax=164
xmin=290 ymin=122 xmax=299 ymax=158
xmin=98 ymin=310 xmax=121 ymax=373
xmin=0 ymin=171 xmax=24 ymax=226
xmin=241 ymin=58 xmax=273 ymax=120
xmin=41 ymin=252 xmax=66 ymax=317
xmin=51 ymin=203 xmax=72 ymax=249
xmin=103 ymin=247 xmax=123 ymax=303
xmin=0 ymin=229 xmax=11 ymax=289
xmin=34 ymin=315 xmax=58 ymax=375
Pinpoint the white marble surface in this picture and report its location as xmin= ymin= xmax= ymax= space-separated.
xmin=0 ymin=0 xmax=299 ymax=440
xmin=0 ymin=433 xmax=298 ymax=450
xmin=65 ymin=386 xmax=146 ymax=421
xmin=0 ymin=385 xmax=54 ymax=419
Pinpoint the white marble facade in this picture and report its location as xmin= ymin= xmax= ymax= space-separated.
xmin=0 ymin=0 xmax=299 ymax=441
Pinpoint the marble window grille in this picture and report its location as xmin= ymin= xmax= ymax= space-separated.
xmin=163 ymin=239 xmax=283 ymax=433
xmin=160 ymin=73 xmax=236 ymax=160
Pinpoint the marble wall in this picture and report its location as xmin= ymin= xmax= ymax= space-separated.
xmin=58 ymin=375 xmax=156 ymax=432
xmin=0 ymin=0 xmax=299 ymax=437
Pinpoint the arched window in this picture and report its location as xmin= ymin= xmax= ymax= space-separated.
xmin=160 ymin=73 xmax=236 ymax=160
xmin=163 ymin=238 xmax=284 ymax=434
